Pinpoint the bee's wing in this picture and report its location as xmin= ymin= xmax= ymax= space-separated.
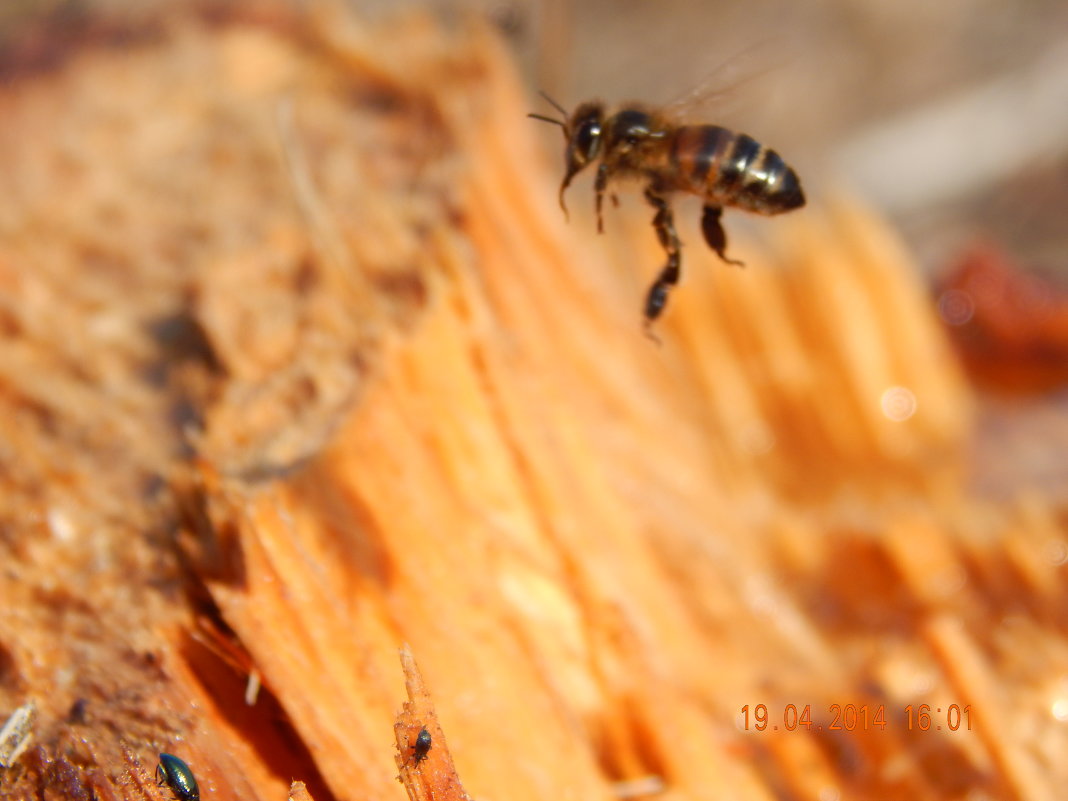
xmin=661 ymin=39 xmax=793 ymax=125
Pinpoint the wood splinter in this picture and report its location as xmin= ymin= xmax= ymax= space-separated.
xmin=393 ymin=646 xmax=472 ymax=801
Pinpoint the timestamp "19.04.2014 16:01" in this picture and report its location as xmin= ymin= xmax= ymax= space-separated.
xmin=739 ymin=704 xmax=973 ymax=733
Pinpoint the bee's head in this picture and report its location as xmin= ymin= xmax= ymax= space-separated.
xmin=529 ymin=94 xmax=604 ymax=217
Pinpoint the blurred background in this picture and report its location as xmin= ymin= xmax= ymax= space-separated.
xmin=481 ymin=0 xmax=1068 ymax=500
xmin=4 ymin=0 xmax=1066 ymax=277
xmin=324 ymin=0 xmax=1068 ymax=262
xmin=2 ymin=0 xmax=1066 ymax=503
xmin=514 ymin=0 xmax=1068 ymax=503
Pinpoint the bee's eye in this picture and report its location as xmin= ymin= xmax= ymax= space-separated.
xmin=575 ymin=119 xmax=602 ymax=161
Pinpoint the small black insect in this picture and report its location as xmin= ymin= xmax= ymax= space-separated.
xmin=410 ymin=727 xmax=432 ymax=765
xmin=157 ymin=753 xmax=200 ymax=801
xmin=67 ymin=697 xmax=89 ymax=724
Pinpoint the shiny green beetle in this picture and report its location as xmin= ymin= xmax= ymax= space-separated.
xmin=157 ymin=753 xmax=200 ymax=801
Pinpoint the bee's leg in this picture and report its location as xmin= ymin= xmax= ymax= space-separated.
xmin=594 ymin=164 xmax=610 ymax=233
xmin=643 ymin=186 xmax=681 ymax=326
xmin=701 ymin=205 xmax=745 ymax=266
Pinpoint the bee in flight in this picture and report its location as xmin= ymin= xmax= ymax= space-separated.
xmin=530 ymin=92 xmax=805 ymax=326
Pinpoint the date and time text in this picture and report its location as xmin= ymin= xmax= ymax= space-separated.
xmin=739 ymin=704 xmax=973 ymax=733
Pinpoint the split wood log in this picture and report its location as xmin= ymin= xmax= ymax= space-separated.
xmin=0 ymin=5 xmax=1065 ymax=801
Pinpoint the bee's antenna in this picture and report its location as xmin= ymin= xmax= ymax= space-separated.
xmin=537 ymin=90 xmax=569 ymax=118
xmin=528 ymin=113 xmax=565 ymax=128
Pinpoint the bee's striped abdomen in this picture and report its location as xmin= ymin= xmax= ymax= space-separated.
xmin=670 ymin=126 xmax=804 ymax=214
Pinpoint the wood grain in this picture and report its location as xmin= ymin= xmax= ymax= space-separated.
xmin=0 ymin=5 xmax=1064 ymax=801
